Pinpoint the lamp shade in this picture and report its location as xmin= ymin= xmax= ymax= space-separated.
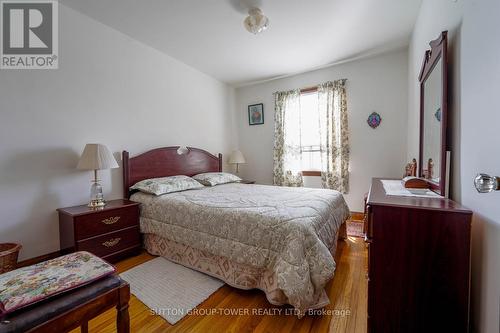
xmin=77 ymin=144 xmax=119 ymax=170
xmin=228 ymin=150 xmax=246 ymax=164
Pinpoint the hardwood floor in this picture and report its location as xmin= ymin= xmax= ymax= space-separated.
xmin=72 ymin=237 xmax=367 ymax=333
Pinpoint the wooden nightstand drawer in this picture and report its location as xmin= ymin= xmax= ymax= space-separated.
xmin=58 ymin=199 xmax=141 ymax=262
xmin=77 ymin=227 xmax=140 ymax=258
xmin=75 ymin=205 xmax=139 ymax=240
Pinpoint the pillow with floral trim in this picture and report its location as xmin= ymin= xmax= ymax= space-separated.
xmin=130 ymin=175 xmax=204 ymax=196
xmin=193 ymin=172 xmax=242 ymax=186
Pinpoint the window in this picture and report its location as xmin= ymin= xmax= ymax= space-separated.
xmin=273 ymin=80 xmax=349 ymax=191
xmin=299 ymin=90 xmax=322 ymax=173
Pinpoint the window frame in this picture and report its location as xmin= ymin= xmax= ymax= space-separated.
xmin=299 ymin=87 xmax=322 ymax=176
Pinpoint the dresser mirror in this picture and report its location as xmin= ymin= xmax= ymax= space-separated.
xmin=419 ymin=31 xmax=448 ymax=196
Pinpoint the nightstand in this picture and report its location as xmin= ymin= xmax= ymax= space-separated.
xmin=239 ymin=180 xmax=256 ymax=184
xmin=58 ymin=199 xmax=141 ymax=263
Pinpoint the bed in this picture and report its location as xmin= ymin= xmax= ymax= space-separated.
xmin=123 ymin=146 xmax=350 ymax=315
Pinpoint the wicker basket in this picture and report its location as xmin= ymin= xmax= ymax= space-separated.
xmin=0 ymin=243 xmax=22 ymax=274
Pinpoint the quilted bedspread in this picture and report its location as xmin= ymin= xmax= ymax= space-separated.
xmin=131 ymin=183 xmax=350 ymax=312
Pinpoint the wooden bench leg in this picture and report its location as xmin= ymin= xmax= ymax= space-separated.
xmin=116 ymin=283 xmax=130 ymax=333
xmin=81 ymin=322 xmax=88 ymax=333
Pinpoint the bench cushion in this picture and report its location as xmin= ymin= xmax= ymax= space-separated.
xmin=0 ymin=251 xmax=115 ymax=316
xmin=0 ymin=275 xmax=122 ymax=333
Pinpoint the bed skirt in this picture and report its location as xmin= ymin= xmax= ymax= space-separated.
xmin=142 ymin=222 xmax=346 ymax=313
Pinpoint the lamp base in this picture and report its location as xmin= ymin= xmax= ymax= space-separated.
xmin=89 ymin=173 xmax=106 ymax=208
xmin=88 ymin=199 xmax=106 ymax=208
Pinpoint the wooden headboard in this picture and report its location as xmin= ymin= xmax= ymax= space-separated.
xmin=123 ymin=146 xmax=222 ymax=198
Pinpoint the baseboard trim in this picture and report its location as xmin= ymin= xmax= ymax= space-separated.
xmin=17 ymin=250 xmax=61 ymax=268
xmin=350 ymin=211 xmax=364 ymax=221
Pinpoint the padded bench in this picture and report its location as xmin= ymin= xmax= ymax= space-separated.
xmin=0 ymin=252 xmax=130 ymax=333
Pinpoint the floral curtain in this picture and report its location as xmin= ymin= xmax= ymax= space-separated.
xmin=318 ymin=80 xmax=349 ymax=193
xmin=272 ymin=89 xmax=303 ymax=187
xmin=273 ymin=80 xmax=349 ymax=192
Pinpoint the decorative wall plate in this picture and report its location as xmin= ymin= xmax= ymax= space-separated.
xmin=367 ymin=112 xmax=382 ymax=129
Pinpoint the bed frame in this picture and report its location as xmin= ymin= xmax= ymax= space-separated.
xmin=122 ymin=146 xmax=222 ymax=198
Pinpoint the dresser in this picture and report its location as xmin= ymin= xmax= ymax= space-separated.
xmin=58 ymin=199 xmax=141 ymax=263
xmin=366 ymin=178 xmax=472 ymax=333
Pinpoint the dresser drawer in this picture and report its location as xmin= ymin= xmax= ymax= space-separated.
xmin=74 ymin=205 xmax=139 ymax=240
xmin=77 ymin=226 xmax=140 ymax=258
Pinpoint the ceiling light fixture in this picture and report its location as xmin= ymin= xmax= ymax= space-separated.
xmin=244 ymin=8 xmax=269 ymax=35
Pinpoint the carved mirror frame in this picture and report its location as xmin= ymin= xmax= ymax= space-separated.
xmin=418 ymin=31 xmax=448 ymax=196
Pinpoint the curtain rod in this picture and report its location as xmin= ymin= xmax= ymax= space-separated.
xmin=300 ymin=86 xmax=318 ymax=93
xmin=273 ymin=79 xmax=347 ymax=96
xmin=300 ymin=79 xmax=348 ymax=93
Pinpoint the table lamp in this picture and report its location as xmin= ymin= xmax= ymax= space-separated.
xmin=77 ymin=144 xmax=119 ymax=207
xmin=228 ymin=150 xmax=246 ymax=173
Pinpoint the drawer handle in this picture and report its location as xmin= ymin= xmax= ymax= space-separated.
xmin=102 ymin=216 xmax=121 ymax=225
xmin=102 ymin=238 xmax=121 ymax=248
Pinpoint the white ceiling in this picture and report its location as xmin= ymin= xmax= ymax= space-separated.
xmin=63 ymin=0 xmax=422 ymax=86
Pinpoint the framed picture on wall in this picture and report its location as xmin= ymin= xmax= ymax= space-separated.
xmin=248 ymin=103 xmax=264 ymax=125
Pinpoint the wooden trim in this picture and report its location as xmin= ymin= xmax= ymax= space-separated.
xmin=350 ymin=211 xmax=365 ymax=221
xmin=123 ymin=150 xmax=130 ymax=199
xmin=301 ymin=170 xmax=321 ymax=177
xmin=17 ymin=250 xmax=61 ymax=268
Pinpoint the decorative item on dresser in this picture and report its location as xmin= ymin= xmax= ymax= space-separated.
xmin=404 ymin=158 xmax=418 ymax=177
xmin=401 ymin=176 xmax=429 ymax=189
xmin=58 ymin=199 xmax=141 ymax=263
xmin=366 ymin=178 xmax=472 ymax=333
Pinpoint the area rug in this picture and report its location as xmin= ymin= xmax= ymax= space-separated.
xmin=120 ymin=257 xmax=224 ymax=324
xmin=346 ymin=220 xmax=365 ymax=238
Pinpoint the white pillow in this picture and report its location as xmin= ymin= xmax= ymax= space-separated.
xmin=193 ymin=172 xmax=242 ymax=186
xmin=130 ymin=175 xmax=204 ymax=196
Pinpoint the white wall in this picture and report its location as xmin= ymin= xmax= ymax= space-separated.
xmin=234 ymin=50 xmax=408 ymax=212
xmin=409 ymin=1 xmax=500 ymax=332
xmin=0 ymin=4 xmax=235 ymax=260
